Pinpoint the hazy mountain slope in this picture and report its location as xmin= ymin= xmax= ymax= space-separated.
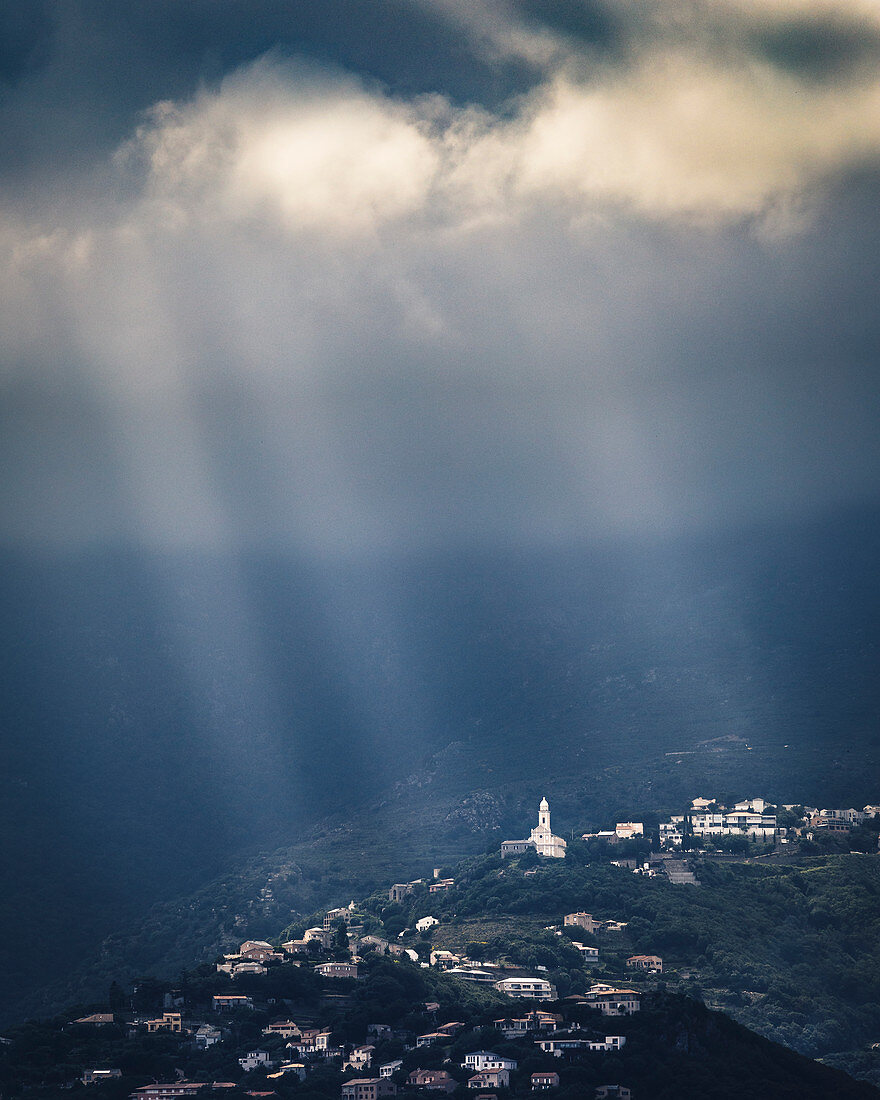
xmin=2 ymin=506 xmax=879 ymax=1024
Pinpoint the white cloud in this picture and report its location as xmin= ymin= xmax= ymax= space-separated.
xmin=110 ymin=35 xmax=880 ymax=238
xmin=133 ymin=63 xmax=440 ymax=237
xmin=1 ymin=35 xmax=880 ymax=554
xmin=509 ymin=53 xmax=880 ymax=221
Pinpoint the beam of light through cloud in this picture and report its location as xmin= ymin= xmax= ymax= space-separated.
xmin=2 ymin=5 xmax=880 ymax=559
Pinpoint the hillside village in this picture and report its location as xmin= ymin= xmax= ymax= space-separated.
xmin=2 ymin=795 xmax=879 ymax=1100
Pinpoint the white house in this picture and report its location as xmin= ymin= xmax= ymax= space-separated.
xmin=239 ymin=1050 xmax=272 ymax=1071
xmin=583 ymin=988 xmax=641 ymax=1016
xmin=194 ymin=1024 xmax=221 ymax=1048
xmin=345 ymin=1045 xmax=375 ymax=1071
xmin=469 ymin=1069 xmax=510 ymax=1089
xmin=537 ymin=1035 xmax=625 ymax=1056
xmin=445 ymin=967 xmax=497 ymax=984
xmin=416 ymin=916 xmax=439 ymax=933
xmin=315 ymin=961 xmax=358 ymax=979
xmin=689 ymin=808 xmax=776 ymax=839
xmin=571 ymin=943 xmax=599 ymax=964
xmin=462 ymin=1051 xmax=518 ymax=1072
xmin=495 ymin=976 xmax=557 ymax=1000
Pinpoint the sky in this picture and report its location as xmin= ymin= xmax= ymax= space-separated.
xmin=2 ymin=2 xmax=880 ymax=1020
xmin=2 ymin=0 xmax=879 ymax=558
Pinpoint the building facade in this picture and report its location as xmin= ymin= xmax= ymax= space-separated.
xmin=502 ymin=798 xmax=567 ymax=858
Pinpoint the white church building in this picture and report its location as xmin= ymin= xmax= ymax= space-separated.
xmin=501 ymin=798 xmax=567 ymax=859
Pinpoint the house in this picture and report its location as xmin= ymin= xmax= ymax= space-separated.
xmin=407 ymin=1069 xmax=457 ymax=1092
xmin=75 ymin=1013 xmax=115 ymax=1026
xmin=495 ymin=1011 xmax=558 ymax=1037
xmin=317 ymin=961 xmax=359 ymax=979
xmin=429 ymin=878 xmax=454 ymax=893
xmin=416 ymin=1031 xmax=449 ymax=1046
xmin=536 ymin=1035 xmax=623 ymax=1055
xmin=626 ymin=955 xmax=662 ymax=973
xmin=263 ymin=1021 xmax=301 ymax=1039
xmin=531 ymin=1072 xmax=560 ymax=1090
xmin=462 ymin=1052 xmax=517 ymax=1073
xmin=239 ymin=940 xmax=283 ymax=962
xmin=564 ymin=913 xmax=599 ymax=934
xmin=240 ymin=1051 xmax=273 ymax=1071
xmin=324 ymin=906 xmax=354 ymax=932
xmin=615 ymin=822 xmax=643 ymax=839
xmin=195 ymin=1024 xmax=221 ymax=1048
xmin=379 ymin=1060 xmax=403 ymax=1078
xmin=358 ymin=935 xmax=391 ymax=953
xmin=268 ymin=1064 xmax=306 ymax=1081
xmin=571 ymin=943 xmax=599 ymax=963
xmin=588 ymin=1037 xmax=626 ymax=1052
xmin=238 ymin=939 xmax=272 ymax=954
xmin=436 ymin=1021 xmax=465 ymax=1036
xmin=83 ymin=1069 xmax=122 ymax=1085
xmin=495 ymin=976 xmax=556 ymax=1000
xmin=810 ymin=816 xmax=852 ymax=835
xmin=445 ymin=967 xmax=497 ymax=984
xmin=416 ymin=916 xmax=439 ymax=933
xmin=367 ymin=1023 xmax=392 ymax=1040
xmin=582 ymin=989 xmax=640 ymax=1016
xmin=291 ymin=1028 xmax=332 ymax=1055
xmin=689 ymin=805 xmax=777 ymax=840
xmin=213 ymin=994 xmax=253 ymax=1012
xmin=388 ymin=882 xmax=418 ymax=902
xmin=536 ymin=1036 xmax=593 ymax=1056
xmin=146 ymin=1012 xmax=183 ymax=1033
xmin=430 ymin=950 xmax=460 ymax=968
xmin=595 ymin=1088 xmax=631 ymax=1099
xmin=345 ymin=1045 xmax=375 ymax=1071
xmin=340 ymin=1078 xmax=397 ymax=1100
xmin=129 ymin=1085 xmax=206 ymax=1099
xmin=469 ymin=1071 xmax=509 ymax=1090
xmin=502 ymin=798 xmax=567 ymax=858
xmin=581 ymin=830 xmax=619 ymax=844
xmin=231 ymin=961 xmax=267 ymax=977
xmin=659 ymin=822 xmax=684 ymax=848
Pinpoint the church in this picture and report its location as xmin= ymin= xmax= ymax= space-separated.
xmin=501 ymin=798 xmax=567 ymax=858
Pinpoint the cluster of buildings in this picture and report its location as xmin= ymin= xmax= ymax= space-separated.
xmin=658 ymin=797 xmax=878 ymax=849
xmin=497 ymin=794 xmax=877 ymax=859
xmin=340 ymin=1080 xmax=626 ymax=1100
xmin=804 ymin=805 xmax=880 ymax=837
xmin=339 ymin=1003 xmax=636 ymax=1099
xmin=657 ymin=797 xmax=779 ymax=847
xmin=216 ymin=938 xmax=285 ymax=978
xmin=388 ymin=872 xmax=455 ymax=903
